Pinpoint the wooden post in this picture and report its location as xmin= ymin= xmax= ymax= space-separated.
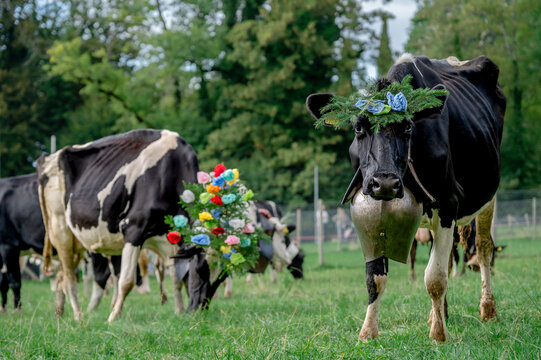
xmin=296 ymin=208 xmax=302 ymax=247
xmin=337 ymin=207 xmax=342 ymax=251
xmin=317 ymin=199 xmax=324 ymax=265
xmin=533 ymin=197 xmax=537 ymax=241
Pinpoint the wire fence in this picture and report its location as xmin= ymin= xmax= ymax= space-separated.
xmin=280 ymin=189 xmax=541 ymax=246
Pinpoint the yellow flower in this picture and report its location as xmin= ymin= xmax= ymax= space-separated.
xmin=228 ymin=168 xmax=240 ymax=186
xmin=220 ymin=245 xmax=232 ymax=254
xmin=198 ymin=211 xmax=213 ymax=222
xmin=206 ymin=185 xmax=220 ymax=194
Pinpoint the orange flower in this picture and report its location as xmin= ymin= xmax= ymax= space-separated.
xmin=206 ymin=185 xmax=220 ymax=194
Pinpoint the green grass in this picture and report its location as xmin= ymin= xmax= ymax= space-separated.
xmin=1 ymin=237 xmax=540 ymax=359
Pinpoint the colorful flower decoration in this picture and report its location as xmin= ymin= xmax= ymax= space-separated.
xmin=165 ymin=163 xmax=270 ymax=274
xmin=167 ymin=231 xmax=182 ymax=244
xmin=173 ymin=215 xmax=188 ymax=228
xmin=181 ymin=190 xmax=195 ymax=203
xmin=387 ymin=91 xmax=407 ymax=112
xmin=191 ymin=234 xmax=210 ymax=246
xmin=197 ymin=171 xmax=211 ymax=184
xmin=198 ymin=211 xmax=213 ymax=222
xmin=225 ymin=235 xmax=240 ymax=246
xmin=214 ymin=163 xmax=226 ymax=177
xmin=222 ymin=194 xmax=237 ymax=204
xmin=210 ymin=195 xmax=223 ymax=205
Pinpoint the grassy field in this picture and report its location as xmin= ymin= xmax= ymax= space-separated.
xmin=1 ymin=237 xmax=540 ymax=359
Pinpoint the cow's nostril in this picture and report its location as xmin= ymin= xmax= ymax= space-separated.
xmin=392 ymin=180 xmax=401 ymax=190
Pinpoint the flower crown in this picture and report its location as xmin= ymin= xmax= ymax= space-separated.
xmin=165 ymin=163 xmax=268 ymax=274
xmin=314 ymin=75 xmax=449 ymax=133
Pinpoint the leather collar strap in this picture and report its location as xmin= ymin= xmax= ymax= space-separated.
xmin=407 ymin=145 xmax=436 ymax=204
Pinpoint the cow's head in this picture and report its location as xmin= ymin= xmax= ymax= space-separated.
xmin=306 ymin=79 xmax=447 ymax=204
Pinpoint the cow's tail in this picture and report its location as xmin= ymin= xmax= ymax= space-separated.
xmin=36 ymin=156 xmax=53 ymax=273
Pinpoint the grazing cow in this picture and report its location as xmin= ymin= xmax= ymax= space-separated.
xmin=37 ymin=129 xmax=197 ymax=321
xmin=0 ymin=174 xmax=47 ymax=310
xmin=306 ymin=54 xmax=505 ymax=341
xmin=223 ymin=201 xmax=303 ymax=298
xmin=457 ymin=220 xmax=506 ymax=273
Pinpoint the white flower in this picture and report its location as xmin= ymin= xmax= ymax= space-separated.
xmin=180 ymin=189 xmax=195 ymax=203
xmin=229 ymin=218 xmax=245 ymax=229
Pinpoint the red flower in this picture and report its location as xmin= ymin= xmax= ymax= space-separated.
xmin=211 ymin=227 xmax=226 ymax=235
xmin=214 ymin=163 xmax=226 ymax=177
xmin=167 ymin=231 xmax=182 ymax=244
xmin=210 ymin=195 xmax=223 ymax=205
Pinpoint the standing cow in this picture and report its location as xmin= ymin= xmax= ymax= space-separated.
xmin=306 ymin=54 xmax=505 ymax=341
xmin=37 ymin=129 xmax=197 ymax=322
xmin=0 ymin=174 xmax=46 ymax=310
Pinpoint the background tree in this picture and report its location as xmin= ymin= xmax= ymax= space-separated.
xmin=406 ymin=0 xmax=541 ymax=189
xmin=375 ymin=12 xmax=395 ymax=77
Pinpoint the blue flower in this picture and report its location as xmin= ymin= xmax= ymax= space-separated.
xmin=223 ymin=248 xmax=237 ymax=260
xmin=387 ymin=91 xmax=407 ymax=112
xmin=355 ymin=99 xmax=385 ymax=114
xmin=211 ymin=209 xmax=224 ymax=219
xmin=191 ymin=234 xmax=210 ymax=246
xmin=173 ymin=215 xmax=188 ymax=228
xmin=212 ymin=177 xmax=225 ymax=187
xmin=222 ymin=194 xmax=237 ymax=204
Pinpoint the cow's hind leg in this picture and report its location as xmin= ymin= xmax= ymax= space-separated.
xmin=409 ymin=240 xmax=417 ymax=281
xmin=425 ymin=218 xmax=454 ymax=342
xmin=476 ymin=199 xmax=497 ymax=320
xmin=155 ymin=257 xmax=168 ymax=305
xmin=87 ymin=252 xmax=110 ymax=312
xmin=0 ymin=257 xmax=8 ymax=312
xmin=359 ymin=257 xmax=388 ymax=342
xmin=108 ymin=243 xmax=140 ymax=323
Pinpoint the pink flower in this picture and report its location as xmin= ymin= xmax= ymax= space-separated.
xmin=197 ymin=171 xmax=211 ymax=184
xmin=225 ymin=235 xmax=240 ymax=246
xmin=242 ymin=223 xmax=255 ymax=234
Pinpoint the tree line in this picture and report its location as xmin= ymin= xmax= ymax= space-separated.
xmin=1 ymin=0 xmax=538 ymax=206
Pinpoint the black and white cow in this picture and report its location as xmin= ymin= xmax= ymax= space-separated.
xmin=0 ymin=174 xmax=47 ymax=310
xmin=37 ymin=129 xmax=197 ymax=321
xmin=306 ymin=54 xmax=506 ymax=341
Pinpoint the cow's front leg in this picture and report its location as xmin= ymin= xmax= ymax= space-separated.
xmin=0 ymin=260 xmax=8 ymax=312
xmin=224 ymin=276 xmax=233 ymax=298
xmin=155 ymin=257 xmax=168 ymax=305
xmin=425 ymin=220 xmax=454 ymax=342
xmin=170 ymin=265 xmax=185 ymax=314
xmin=108 ymin=243 xmax=140 ymax=323
xmin=359 ymin=256 xmax=388 ymax=342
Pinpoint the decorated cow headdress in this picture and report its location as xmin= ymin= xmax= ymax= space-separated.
xmin=314 ymin=75 xmax=449 ymax=133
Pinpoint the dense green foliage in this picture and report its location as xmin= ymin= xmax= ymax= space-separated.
xmin=406 ymin=0 xmax=541 ymax=190
xmin=1 ymin=0 xmax=538 ymax=203
xmin=0 ymin=237 xmax=539 ymax=358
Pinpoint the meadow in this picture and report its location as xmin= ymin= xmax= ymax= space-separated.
xmin=0 ymin=237 xmax=539 ymax=359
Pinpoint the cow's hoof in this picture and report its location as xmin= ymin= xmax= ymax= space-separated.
xmin=1 ymin=306 xmax=7 ymax=313
xmin=224 ymin=291 xmax=232 ymax=299
xmin=429 ymin=319 xmax=449 ymax=342
xmin=480 ymin=297 xmax=497 ymax=320
xmin=358 ymin=325 xmax=378 ymax=342
xmin=428 ymin=308 xmax=433 ymax=324
xmin=55 ymin=307 xmax=64 ymax=317
xmin=74 ymin=311 xmax=82 ymax=321
xmin=161 ymin=294 xmax=168 ymax=305
xmin=107 ymin=311 xmax=120 ymax=323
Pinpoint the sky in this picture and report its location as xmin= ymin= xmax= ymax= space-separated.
xmin=363 ymin=0 xmax=419 ymax=78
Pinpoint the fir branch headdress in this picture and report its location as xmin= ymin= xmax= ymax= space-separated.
xmin=315 ymin=75 xmax=449 ymax=133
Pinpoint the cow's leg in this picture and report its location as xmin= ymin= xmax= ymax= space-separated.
xmin=155 ymin=257 xmax=167 ymax=305
xmin=110 ymin=256 xmax=121 ymax=308
xmin=4 ymin=250 xmax=22 ymax=310
xmin=0 ymin=257 xmax=8 ymax=312
xmin=136 ymin=250 xmax=150 ymax=294
xmin=54 ymin=269 xmax=66 ymax=316
xmin=359 ymin=257 xmax=388 ymax=342
xmin=409 ymin=240 xmax=417 ymax=281
xmin=87 ymin=253 xmax=111 ymax=312
xmin=108 ymin=243 xmax=140 ymax=323
xmin=270 ymin=267 xmax=277 ymax=284
xmin=170 ymin=265 xmax=185 ymax=314
xmin=246 ymin=273 xmax=253 ymax=284
xmin=476 ymin=200 xmax=497 ymax=320
xmin=82 ymin=258 xmax=93 ymax=298
xmin=425 ymin=219 xmax=454 ymax=342
xmin=224 ymin=276 xmax=233 ymax=298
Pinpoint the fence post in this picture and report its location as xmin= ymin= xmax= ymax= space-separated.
xmin=317 ymin=199 xmax=325 ymax=265
xmin=336 ymin=207 xmax=342 ymax=251
xmin=533 ymin=197 xmax=537 ymax=241
xmin=296 ymin=208 xmax=302 ymax=247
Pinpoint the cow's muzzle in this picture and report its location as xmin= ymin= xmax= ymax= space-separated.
xmin=365 ymin=173 xmax=404 ymax=200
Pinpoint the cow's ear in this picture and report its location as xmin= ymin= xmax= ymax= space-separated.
xmin=306 ymin=93 xmax=333 ymax=121
xmin=415 ymin=84 xmax=448 ymax=119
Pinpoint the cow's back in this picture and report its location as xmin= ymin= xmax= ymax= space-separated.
xmin=0 ymin=174 xmax=45 ymax=252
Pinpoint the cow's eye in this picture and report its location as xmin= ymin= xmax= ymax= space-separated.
xmin=404 ymin=122 xmax=413 ymax=134
xmin=355 ymin=123 xmax=366 ymax=138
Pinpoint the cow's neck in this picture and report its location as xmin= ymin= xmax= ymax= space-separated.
xmin=407 ymin=145 xmax=436 ymax=204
